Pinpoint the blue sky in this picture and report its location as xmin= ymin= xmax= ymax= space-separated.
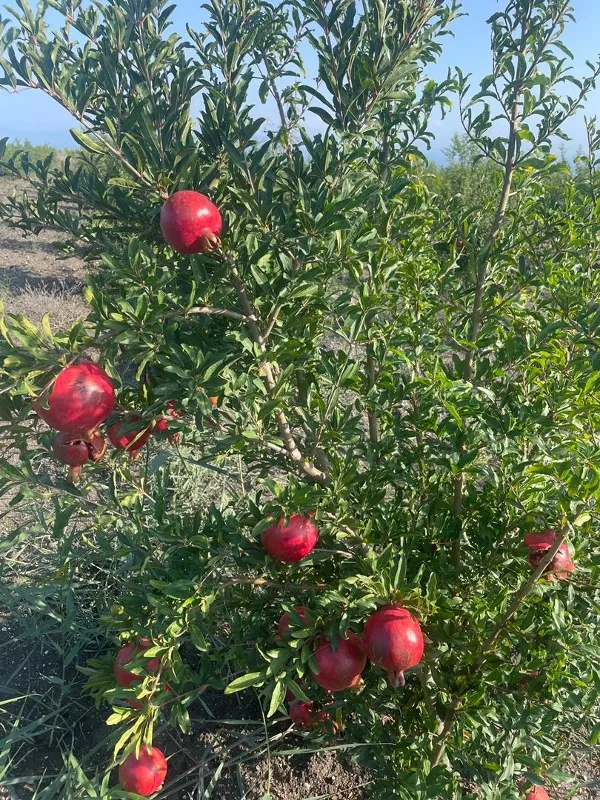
xmin=0 ymin=0 xmax=599 ymax=160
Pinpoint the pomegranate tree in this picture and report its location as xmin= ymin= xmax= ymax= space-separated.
xmin=261 ymin=515 xmax=319 ymax=563
xmin=51 ymin=430 xmax=106 ymax=482
xmin=363 ymin=605 xmax=425 ymax=687
xmin=118 ymin=746 xmax=167 ymax=796
xmin=34 ymin=360 xmax=115 ymax=433
xmin=2 ymin=0 xmax=600 ymax=797
xmin=160 ymin=190 xmax=222 ymax=254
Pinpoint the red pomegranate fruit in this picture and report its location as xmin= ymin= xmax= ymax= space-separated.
xmin=289 ymin=700 xmax=316 ymax=726
xmin=363 ymin=604 xmax=424 ymax=687
xmin=277 ymin=606 xmax=309 ymax=637
xmin=114 ymin=639 xmax=161 ymax=689
xmin=261 ymin=515 xmax=319 ymax=563
xmin=160 ymin=190 xmax=222 ymax=254
xmin=108 ymin=416 xmax=153 ymax=455
xmin=153 ymin=401 xmax=183 ymax=444
xmin=310 ymin=631 xmax=366 ymax=692
xmin=34 ymin=360 xmax=115 ymax=434
xmin=524 ymin=530 xmax=575 ymax=580
xmin=119 ymin=746 xmax=167 ymax=796
xmin=52 ymin=431 xmax=106 ymax=482
xmin=525 ymin=787 xmax=550 ymax=800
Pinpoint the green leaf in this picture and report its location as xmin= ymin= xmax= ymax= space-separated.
xmin=70 ymin=128 xmax=106 ymax=155
xmin=224 ymin=671 xmax=265 ymax=694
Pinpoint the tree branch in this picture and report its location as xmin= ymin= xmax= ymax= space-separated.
xmin=227 ymin=260 xmax=330 ymax=486
xmin=186 ymin=306 xmax=252 ymax=322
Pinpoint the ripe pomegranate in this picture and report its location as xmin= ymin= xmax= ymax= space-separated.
xmin=108 ymin=416 xmax=153 ymax=455
xmin=261 ymin=515 xmax=319 ymax=563
xmin=160 ymin=190 xmax=222 ymax=254
xmin=288 ymin=699 xmax=338 ymax=731
xmin=34 ymin=360 xmax=115 ymax=434
xmin=277 ymin=606 xmax=309 ymax=637
xmin=153 ymin=401 xmax=182 ymax=444
xmin=114 ymin=639 xmax=161 ymax=689
xmin=525 ymin=786 xmax=550 ymax=800
xmin=524 ymin=530 xmax=575 ymax=580
xmin=363 ymin=605 xmax=424 ymax=687
xmin=310 ymin=631 xmax=366 ymax=692
xmin=119 ymin=746 xmax=167 ymax=796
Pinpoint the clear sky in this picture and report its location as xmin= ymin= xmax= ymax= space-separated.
xmin=0 ymin=0 xmax=599 ymax=159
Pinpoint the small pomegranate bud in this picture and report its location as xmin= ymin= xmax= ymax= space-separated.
xmin=153 ymin=401 xmax=182 ymax=444
xmin=277 ymin=606 xmax=309 ymax=637
xmin=363 ymin=605 xmax=424 ymax=687
xmin=52 ymin=431 xmax=106 ymax=482
xmin=524 ymin=530 xmax=575 ymax=580
xmin=160 ymin=190 xmax=222 ymax=254
xmin=261 ymin=515 xmax=319 ymax=563
xmin=108 ymin=416 xmax=153 ymax=455
xmin=310 ymin=631 xmax=366 ymax=692
xmin=114 ymin=639 xmax=161 ymax=688
xmin=119 ymin=746 xmax=167 ymax=796
xmin=35 ymin=360 xmax=115 ymax=434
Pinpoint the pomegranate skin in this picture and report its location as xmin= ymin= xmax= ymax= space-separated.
xmin=525 ymin=530 xmax=575 ymax=580
xmin=261 ymin=515 xmax=319 ymax=563
xmin=310 ymin=631 xmax=366 ymax=692
xmin=278 ymin=606 xmax=309 ymax=637
xmin=119 ymin=746 xmax=167 ymax=796
xmin=108 ymin=416 xmax=153 ymax=454
xmin=525 ymin=787 xmax=550 ymax=800
xmin=160 ymin=190 xmax=222 ymax=254
xmin=289 ymin=700 xmax=315 ymax=726
xmin=363 ymin=605 xmax=424 ymax=687
xmin=114 ymin=640 xmax=161 ymax=689
xmin=34 ymin=361 xmax=115 ymax=434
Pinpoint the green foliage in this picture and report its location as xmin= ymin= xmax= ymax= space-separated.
xmin=1 ymin=0 xmax=600 ymax=798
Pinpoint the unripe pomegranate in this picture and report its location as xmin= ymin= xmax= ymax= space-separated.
xmin=524 ymin=530 xmax=575 ymax=580
xmin=277 ymin=606 xmax=309 ymax=637
xmin=34 ymin=360 xmax=115 ymax=434
xmin=119 ymin=746 xmax=167 ymax=796
xmin=310 ymin=631 xmax=366 ymax=692
xmin=261 ymin=515 xmax=319 ymax=563
xmin=363 ymin=605 xmax=424 ymax=687
xmin=108 ymin=416 xmax=153 ymax=455
xmin=160 ymin=190 xmax=222 ymax=254
xmin=114 ymin=639 xmax=161 ymax=689
xmin=52 ymin=431 xmax=106 ymax=482
xmin=525 ymin=786 xmax=550 ymax=800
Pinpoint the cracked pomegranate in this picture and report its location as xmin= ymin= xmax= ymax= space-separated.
xmin=261 ymin=514 xmax=319 ymax=563
xmin=310 ymin=631 xmax=366 ymax=692
xmin=524 ymin=530 xmax=575 ymax=579
xmin=119 ymin=746 xmax=167 ymax=796
xmin=34 ymin=360 xmax=115 ymax=434
xmin=160 ymin=190 xmax=222 ymax=254
xmin=363 ymin=604 xmax=424 ymax=687
xmin=52 ymin=431 xmax=106 ymax=482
